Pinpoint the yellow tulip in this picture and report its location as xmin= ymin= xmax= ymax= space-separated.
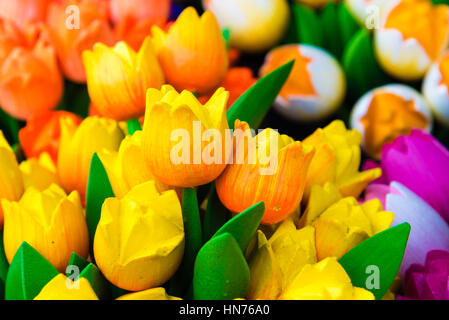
xmin=151 ymin=7 xmax=228 ymax=95
xmin=307 ymin=196 xmax=394 ymax=260
xmin=116 ymin=287 xmax=181 ymax=300
xmin=19 ymin=152 xmax=60 ymax=191
xmin=99 ymin=130 xmax=170 ymax=198
xmin=1 ymin=184 xmax=89 ymax=272
xmin=247 ymin=218 xmax=316 ymax=300
xmin=83 ymin=37 xmax=165 ymax=120
xmin=303 ymin=120 xmax=381 ymax=200
xmin=279 ymin=257 xmax=374 ymax=300
xmin=94 ymin=181 xmax=184 ymax=291
xmin=0 ymin=130 xmax=24 ymax=228
xmin=57 ymin=116 xmax=125 ymax=200
xmin=34 ymin=274 xmax=99 ymax=300
xmin=142 ymin=85 xmax=229 ymax=188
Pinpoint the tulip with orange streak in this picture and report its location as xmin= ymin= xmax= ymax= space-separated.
xmin=19 ymin=110 xmax=82 ymax=163
xmin=0 ymin=0 xmax=52 ymax=28
xmin=151 ymin=7 xmax=229 ymax=95
xmin=57 ymin=116 xmax=125 ymax=200
xmin=83 ymin=38 xmax=165 ymax=120
xmin=143 ymin=85 xmax=230 ymax=188
xmin=0 ymin=25 xmax=63 ymax=120
xmin=216 ymin=120 xmax=315 ymax=225
xmin=46 ymin=0 xmax=116 ymax=83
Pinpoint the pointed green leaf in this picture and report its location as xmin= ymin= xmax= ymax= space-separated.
xmin=66 ymin=252 xmax=89 ymax=277
xmin=293 ymin=4 xmax=324 ymax=47
xmin=212 ymin=202 xmax=265 ymax=252
xmin=85 ymin=153 xmax=115 ymax=256
xmin=342 ymin=28 xmax=391 ymax=100
xmin=126 ymin=118 xmax=142 ymax=135
xmin=193 ymin=233 xmax=250 ymax=300
xmin=320 ymin=2 xmax=343 ymax=59
xmin=227 ymin=60 xmax=294 ymax=130
xmin=5 ymin=242 xmax=59 ymax=300
xmin=203 ymin=183 xmax=230 ymax=244
xmin=339 ymin=223 xmax=411 ymax=300
xmin=168 ymin=187 xmax=202 ymax=297
xmin=79 ymin=263 xmax=109 ymax=300
xmin=338 ymin=3 xmax=360 ymax=46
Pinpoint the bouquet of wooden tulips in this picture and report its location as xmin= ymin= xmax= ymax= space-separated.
xmin=0 ymin=0 xmax=448 ymax=301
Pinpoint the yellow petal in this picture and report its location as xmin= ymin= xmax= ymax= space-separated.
xmin=34 ymin=274 xmax=99 ymax=300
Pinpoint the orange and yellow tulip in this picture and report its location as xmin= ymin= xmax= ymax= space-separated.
xmin=0 ymin=0 xmax=51 ymax=28
xmin=46 ymin=0 xmax=116 ymax=83
xmin=2 ymin=184 xmax=89 ymax=272
xmin=151 ymin=7 xmax=229 ymax=95
xmin=0 ymin=25 xmax=63 ymax=120
xmin=83 ymin=38 xmax=165 ymax=120
xmin=19 ymin=110 xmax=82 ymax=163
xmin=143 ymin=85 xmax=230 ymax=188
xmin=216 ymin=120 xmax=315 ymax=225
xmin=0 ymin=130 xmax=24 ymax=228
xmin=57 ymin=116 xmax=124 ymax=200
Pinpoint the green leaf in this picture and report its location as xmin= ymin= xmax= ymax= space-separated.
xmin=342 ymin=28 xmax=391 ymax=101
xmin=85 ymin=153 xmax=115 ymax=256
xmin=227 ymin=60 xmax=294 ymax=130
xmin=66 ymin=252 xmax=89 ymax=277
xmin=168 ymin=187 xmax=203 ymax=297
xmin=222 ymin=28 xmax=231 ymax=50
xmin=126 ymin=118 xmax=142 ymax=135
xmin=338 ymin=3 xmax=361 ymax=46
xmin=339 ymin=223 xmax=411 ymax=300
xmin=79 ymin=263 xmax=109 ymax=300
xmin=0 ymin=229 xmax=9 ymax=299
xmin=320 ymin=2 xmax=343 ymax=59
xmin=0 ymin=107 xmax=19 ymax=145
xmin=293 ymin=4 xmax=324 ymax=47
xmin=5 ymin=242 xmax=59 ymax=300
xmin=202 ymin=183 xmax=230 ymax=244
xmin=193 ymin=233 xmax=250 ymax=300
xmin=212 ymin=202 xmax=265 ymax=252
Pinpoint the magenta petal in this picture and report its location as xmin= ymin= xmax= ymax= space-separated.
xmin=381 ymin=129 xmax=449 ymax=222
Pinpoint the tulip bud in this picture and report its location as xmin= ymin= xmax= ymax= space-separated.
xmin=0 ymin=25 xmax=63 ymax=120
xmin=83 ymin=38 xmax=165 ymax=120
xmin=374 ymin=0 xmax=449 ymax=80
xmin=143 ymin=85 xmax=230 ymax=188
xmin=203 ymin=0 xmax=290 ymax=53
xmin=350 ymin=84 xmax=432 ymax=159
xmin=99 ymin=130 xmax=170 ymax=198
xmin=2 ymin=184 xmax=89 ymax=272
xmin=19 ymin=110 xmax=82 ymax=163
xmin=20 ymin=152 xmax=60 ymax=191
xmin=34 ymin=274 xmax=99 ymax=300
xmin=109 ymin=0 xmax=170 ymax=26
xmin=422 ymin=51 xmax=449 ymax=127
xmin=303 ymin=120 xmax=382 ymax=199
xmin=259 ymin=44 xmax=346 ymax=122
xmin=216 ymin=120 xmax=315 ymax=225
xmin=46 ymin=0 xmax=116 ymax=83
xmin=94 ymin=181 xmax=184 ymax=291
xmin=279 ymin=257 xmax=375 ymax=300
xmin=57 ymin=116 xmax=125 ymax=200
xmin=0 ymin=130 xmax=24 ymax=228
xmin=0 ymin=0 xmax=51 ymax=27
xmin=151 ymin=7 xmax=229 ymax=95
xmin=116 ymin=287 xmax=181 ymax=300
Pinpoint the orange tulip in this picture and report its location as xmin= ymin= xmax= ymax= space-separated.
xmin=216 ymin=120 xmax=315 ymax=225
xmin=0 ymin=24 xmax=63 ymax=120
xmin=199 ymin=67 xmax=257 ymax=109
xmin=0 ymin=0 xmax=52 ymax=28
xmin=151 ymin=7 xmax=229 ymax=95
xmin=0 ymin=19 xmax=25 ymax=63
xmin=46 ymin=0 xmax=116 ymax=83
xmin=109 ymin=0 xmax=170 ymax=26
xmin=19 ymin=110 xmax=82 ymax=163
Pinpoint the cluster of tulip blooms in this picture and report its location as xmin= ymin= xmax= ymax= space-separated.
xmin=0 ymin=0 xmax=448 ymax=301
